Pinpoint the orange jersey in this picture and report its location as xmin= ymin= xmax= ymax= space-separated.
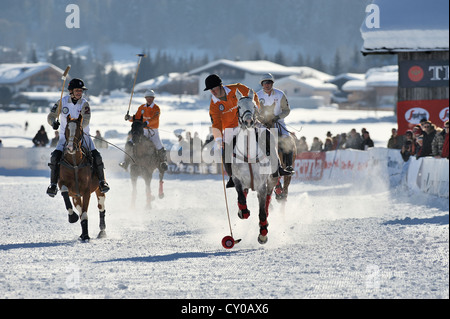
xmin=209 ymin=83 xmax=259 ymax=138
xmin=133 ymin=103 xmax=160 ymax=129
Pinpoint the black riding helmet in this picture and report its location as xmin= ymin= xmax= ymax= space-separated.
xmin=68 ymin=78 xmax=88 ymax=91
xmin=204 ymin=74 xmax=222 ymax=91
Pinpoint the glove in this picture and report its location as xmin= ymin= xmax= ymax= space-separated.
xmin=124 ymin=114 xmax=131 ymax=121
xmin=52 ymin=120 xmax=60 ymax=130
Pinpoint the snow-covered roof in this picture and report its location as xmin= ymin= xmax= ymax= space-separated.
xmin=135 ymin=72 xmax=195 ymax=92
xmin=329 ymin=73 xmax=366 ymax=83
xmin=277 ymin=75 xmax=337 ymax=91
xmin=287 ymin=66 xmax=334 ymax=82
xmin=365 ymin=65 xmax=398 ymax=87
xmin=188 ymin=59 xmax=297 ymax=77
xmin=342 ymin=80 xmax=367 ymax=92
xmin=361 ymin=0 xmax=449 ymax=54
xmin=0 ymin=62 xmax=64 ymax=85
xmin=342 ymin=65 xmax=398 ymax=91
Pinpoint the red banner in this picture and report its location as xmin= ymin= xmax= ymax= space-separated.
xmin=397 ymin=99 xmax=449 ymax=134
xmin=293 ymin=152 xmax=325 ymax=180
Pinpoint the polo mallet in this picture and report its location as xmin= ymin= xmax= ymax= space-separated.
xmin=126 ymin=53 xmax=146 ymax=118
xmin=220 ymin=145 xmax=241 ymax=249
xmin=56 ymin=65 xmax=71 ymax=120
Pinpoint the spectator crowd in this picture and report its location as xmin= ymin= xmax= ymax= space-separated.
xmin=292 ymin=118 xmax=449 ymax=162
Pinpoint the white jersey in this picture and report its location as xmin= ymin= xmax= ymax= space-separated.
xmin=256 ymin=88 xmax=290 ymax=136
xmin=48 ymin=95 xmax=95 ymax=151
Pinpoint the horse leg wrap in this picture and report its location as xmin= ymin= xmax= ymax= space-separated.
xmin=99 ymin=210 xmax=106 ymax=231
xmin=259 ymin=220 xmax=269 ymax=236
xmin=238 ymin=202 xmax=250 ymax=219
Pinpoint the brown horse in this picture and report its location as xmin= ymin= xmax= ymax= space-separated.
xmin=275 ymin=132 xmax=297 ymax=202
xmin=59 ymin=115 xmax=106 ymax=241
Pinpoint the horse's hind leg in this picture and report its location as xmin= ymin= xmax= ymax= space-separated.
xmin=61 ymin=185 xmax=79 ymax=223
xmin=96 ymin=189 xmax=106 ymax=238
xmin=235 ymin=179 xmax=249 ymax=219
xmin=158 ymin=171 xmax=164 ymax=199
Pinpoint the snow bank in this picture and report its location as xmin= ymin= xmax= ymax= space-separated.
xmin=0 ymin=147 xmax=447 ymax=198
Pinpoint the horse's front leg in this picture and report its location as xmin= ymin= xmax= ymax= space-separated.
xmin=78 ymin=193 xmax=91 ymax=241
xmin=96 ymin=189 xmax=106 ymax=238
xmin=61 ymin=185 xmax=79 ymax=223
xmin=131 ymin=175 xmax=137 ymax=209
xmin=158 ymin=171 xmax=164 ymax=199
xmin=234 ymin=179 xmax=249 ymax=219
xmin=145 ymin=172 xmax=152 ymax=210
xmin=257 ymin=185 xmax=269 ymax=244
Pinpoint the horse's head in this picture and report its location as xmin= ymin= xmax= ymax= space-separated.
xmin=64 ymin=115 xmax=83 ymax=155
xmin=131 ymin=116 xmax=145 ymax=144
xmin=236 ymin=89 xmax=257 ymax=129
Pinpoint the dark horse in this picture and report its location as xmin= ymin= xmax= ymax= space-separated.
xmin=128 ymin=117 xmax=165 ymax=209
xmin=59 ymin=115 xmax=106 ymax=241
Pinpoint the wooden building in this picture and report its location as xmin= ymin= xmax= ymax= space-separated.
xmin=360 ymin=0 xmax=449 ymax=133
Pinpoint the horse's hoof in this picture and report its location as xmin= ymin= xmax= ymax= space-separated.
xmin=238 ymin=209 xmax=250 ymax=219
xmin=258 ymin=234 xmax=268 ymax=244
xmin=79 ymin=234 xmax=90 ymax=242
xmin=97 ymin=230 xmax=106 ymax=239
xmin=68 ymin=213 xmax=79 ymax=223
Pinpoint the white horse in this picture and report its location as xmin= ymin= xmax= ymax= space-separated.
xmin=229 ymin=89 xmax=278 ymax=244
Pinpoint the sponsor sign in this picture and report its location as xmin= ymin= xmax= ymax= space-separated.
xmin=399 ymin=60 xmax=449 ymax=88
xmin=397 ymin=99 xmax=449 ymax=134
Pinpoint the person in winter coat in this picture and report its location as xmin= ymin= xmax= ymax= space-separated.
xmin=32 ymin=125 xmax=49 ymax=147
xmin=432 ymin=120 xmax=449 ymax=158
xmin=360 ymin=131 xmax=374 ymax=150
xmin=256 ymin=73 xmax=294 ymax=172
xmin=205 ymin=74 xmax=292 ymax=188
xmin=345 ymin=128 xmax=362 ymax=149
xmin=310 ymin=137 xmax=323 ymax=151
xmin=387 ymin=128 xmax=403 ymax=149
xmin=400 ymin=130 xmax=415 ymax=162
xmin=122 ymin=89 xmax=168 ymax=171
xmin=415 ymin=135 xmax=424 ymax=159
xmin=295 ymin=136 xmax=309 ymax=153
xmin=420 ymin=121 xmax=436 ymax=157
xmin=441 ymin=121 xmax=449 ymax=159
xmin=46 ymin=78 xmax=109 ymax=197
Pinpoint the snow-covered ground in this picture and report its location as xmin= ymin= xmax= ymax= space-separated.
xmin=0 ymin=94 xmax=448 ymax=300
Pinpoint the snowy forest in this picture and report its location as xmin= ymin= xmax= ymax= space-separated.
xmin=1 ymin=0 xmax=396 ymax=95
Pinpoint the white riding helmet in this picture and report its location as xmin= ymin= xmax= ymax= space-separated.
xmin=260 ymin=73 xmax=275 ymax=85
xmin=144 ymin=89 xmax=156 ymax=98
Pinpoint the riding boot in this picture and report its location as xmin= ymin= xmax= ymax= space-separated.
xmin=224 ymin=162 xmax=235 ymax=188
xmin=222 ymin=143 xmax=235 ymax=188
xmin=47 ymin=150 xmax=62 ymax=197
xmin=283 ymin=151 xmax=294 ymax=172
xmin=157 ymin=147 xmax=168 ymax=171
xmin=272 ymin=159 xmax=294 ymax=178
xmin=91 ymin=149 xmax=110 ymax=193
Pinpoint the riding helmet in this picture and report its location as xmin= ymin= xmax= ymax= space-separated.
xmin=204 ymin=74 xmax=222 ymax=91
xmin=68 ymin=78 xmax=88 ymax=91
